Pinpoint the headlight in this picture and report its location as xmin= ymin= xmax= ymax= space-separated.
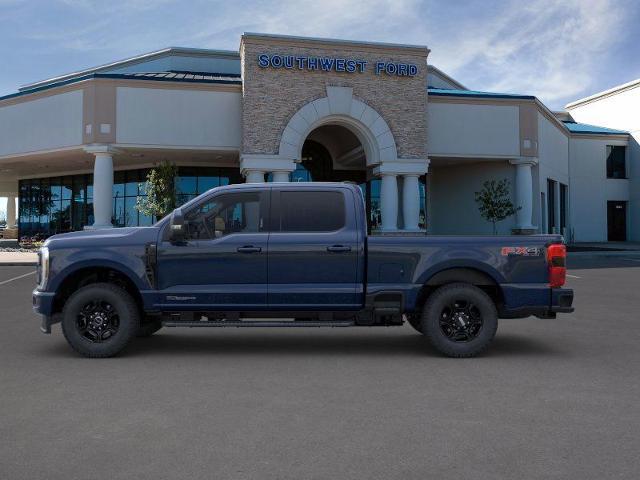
xmin=39 ymin=247 xmax=50 ymax=290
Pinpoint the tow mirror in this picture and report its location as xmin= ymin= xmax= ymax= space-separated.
xmin=169 ymin=208 xmax=186 ymax=243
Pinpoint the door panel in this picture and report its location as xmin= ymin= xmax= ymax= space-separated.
xmin=155 ymin=189 xmax=269 ymax=310
xmin=607 ymin=201 xmax=627 ymax=241
xmin=267 ymin=188 xmax=361 ymax=309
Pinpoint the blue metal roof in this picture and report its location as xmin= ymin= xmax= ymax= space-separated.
xmin=0 ymin=71 xmax=242 ymax=103
xmin=562 ymin=121 xmax=628 ymax=135
xmin=427 ymin=87 xmax=535 ymax=100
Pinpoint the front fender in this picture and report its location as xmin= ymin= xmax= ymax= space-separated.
xmin=47 ymin=251 xmax=148 ymax=293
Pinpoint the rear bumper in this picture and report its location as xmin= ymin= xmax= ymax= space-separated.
xmin=550 ymin=288 xmax=574 ymax=314
xmin=32 ymin=289 xmax=56 ymax=334
xmin=499 ymin=287 xmax=574 ymax=319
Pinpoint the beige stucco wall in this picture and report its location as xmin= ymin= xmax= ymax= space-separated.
xmin=427 ymin=101 xmax=520 ymax=157
xmin=569 ymin=136 xmax=630 ymax=241
xmin=116 ymin=86 xmax=242 ymax=148
xmin=240 ymin=35 xmax=428 ymax=160
xmin=429 ymin=160 xmax=517 ymax=235
xmin=567 ymin=85 xmax=640 ymax=241
xmin=0 ymin=90 xmax=83 ymax=157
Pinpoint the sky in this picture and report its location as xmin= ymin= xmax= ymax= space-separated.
xmin=0 ymin=0 xmax=639 ymax=109
xmin=1 ymin=0 xmax=639 ymax=109
xmin=0 ymin=0 xmax=639 ymax=214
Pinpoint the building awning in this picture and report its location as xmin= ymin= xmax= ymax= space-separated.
xmin=561 ymin=121 xmax=628 ymax=135
xmin=427 ymin=87 xmax=535 ymax=100
xmin=0 ymin=71 xmax=242 ymax=103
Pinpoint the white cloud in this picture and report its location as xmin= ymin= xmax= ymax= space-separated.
xmin=426 ymin=0 xmax=628 ymax=107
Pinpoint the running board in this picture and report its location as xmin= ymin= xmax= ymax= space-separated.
xmin=162 ymin=320 xmax=356 ymax=328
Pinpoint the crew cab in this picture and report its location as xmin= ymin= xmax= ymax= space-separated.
xmin=33 ymin=182 xmax=574 ymax=358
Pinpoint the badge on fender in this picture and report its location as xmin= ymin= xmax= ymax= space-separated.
xmin=501 ymin=246 xmax=542 ymax=256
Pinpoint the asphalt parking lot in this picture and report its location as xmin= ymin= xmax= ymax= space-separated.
xmin=1 ymin=256 xmax=639 ymax=479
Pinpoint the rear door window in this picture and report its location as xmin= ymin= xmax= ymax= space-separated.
xmin=279 ymin=191 xmax=345 ymax=232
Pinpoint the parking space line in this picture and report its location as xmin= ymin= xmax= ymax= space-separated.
xmin=566 ymin=274 xmax=581 ymax=278
xmin=0 ymin=271 xmax=35 ymax=286
xmin=623 ymin=258 xmax=640 ymax=262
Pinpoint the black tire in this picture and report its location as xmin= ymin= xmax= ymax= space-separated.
xmin=61 ymin=283 xmax=140 ymax=358
xmin=137 ymin=319 xmax=162 ymax=338
xmin=406 ymin=314 xmax=423 ymax=333
xmin=422 ymin=283 xmax=497 ymax=358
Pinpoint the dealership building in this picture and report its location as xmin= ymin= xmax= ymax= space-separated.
xmin=0 ymin=33 xmax=637 ymax=241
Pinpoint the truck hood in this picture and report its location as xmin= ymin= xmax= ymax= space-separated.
xmin=44 ymin=226 xmax=160 ymax=250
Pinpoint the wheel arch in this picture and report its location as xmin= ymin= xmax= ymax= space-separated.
xmin=414 ymin=265 xmax=504 ymax=313
xmin=51 ymin=263 xmax=144 ymax=316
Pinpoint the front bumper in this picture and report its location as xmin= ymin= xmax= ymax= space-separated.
xmin=32 ymin=289 xmax=56 ymax=334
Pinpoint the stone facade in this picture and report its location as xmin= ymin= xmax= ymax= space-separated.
xmin=240 ymin=34 xmax=429 ymax=161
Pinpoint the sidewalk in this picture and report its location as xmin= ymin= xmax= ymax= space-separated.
xmin=0 ymin=252 xmax=38 ymax=266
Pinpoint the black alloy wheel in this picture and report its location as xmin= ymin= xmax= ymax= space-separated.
xmin=422 ymin=283 xmax=498 ymax=357
xmin=438 ymin=299 xmax=483 ymax=342
xmin=61 ymin=283 xmax=139 ymax=358
xmin=76 ymin=300 xmax=120 ymax=343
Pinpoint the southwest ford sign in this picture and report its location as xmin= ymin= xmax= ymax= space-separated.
xmin=257 ymin=54 xmax=418 ymax=77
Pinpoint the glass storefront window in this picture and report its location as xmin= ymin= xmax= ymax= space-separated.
xmin=18 ymin=166 xmax=243 ymax=239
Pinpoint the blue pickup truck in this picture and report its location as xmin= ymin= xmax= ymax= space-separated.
xmin=33 ymin=182 xmax=573 ymax=358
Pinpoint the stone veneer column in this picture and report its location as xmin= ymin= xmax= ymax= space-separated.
xmin=85 ymin=145 xmax=117 ymax=229
xmin=510 ymin=157 xmax=538 ymax=233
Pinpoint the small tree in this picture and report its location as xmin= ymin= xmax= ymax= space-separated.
xmin=474 ymin=179 xmax=520 ymax=235
xmin=136 ymin=161 xmax=178 ymax=220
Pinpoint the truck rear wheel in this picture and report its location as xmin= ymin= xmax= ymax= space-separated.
xmin=422 ymin=283 xmax=497 ymax=357
xmin=61 ymin=283 xmax=140 ymax=358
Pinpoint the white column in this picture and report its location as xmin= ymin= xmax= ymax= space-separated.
xmin=244 ymin=170 xmax=265 ymax=183
xmin=510 ymin=158 xmax=537 ymax=231
xmin=380 ymin=174 xmax=399 ymax=232
xmin=402 ymin=174 xmax=421 ymax=231
xmin=271 ymin=171 xmax=290 ymax=182
xmin=84 ymin=146 xmax=117 ymax=229
xmin=6 ymin=195 xmax=16 ymax=229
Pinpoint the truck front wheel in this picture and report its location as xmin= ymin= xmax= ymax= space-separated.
xmin=422 ymin=283 xmax=497 ymax=358
xmin=61 ymin=283 xmax=140 ymax=358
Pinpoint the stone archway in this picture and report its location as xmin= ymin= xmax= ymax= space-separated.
xmin=240 ymin=85 xmax=429 ymax=232
xmin=278 ymin=86 xmax=398 ymax=167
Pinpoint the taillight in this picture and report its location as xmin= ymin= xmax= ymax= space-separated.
xmin=547 ymin=243 xmax=566 ymax=288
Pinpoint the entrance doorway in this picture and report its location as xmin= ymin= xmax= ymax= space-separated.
xmin=293 ymin=123 xmax=426 ymax=233
xmin=607 ymin=201 xmax=627 ymax=241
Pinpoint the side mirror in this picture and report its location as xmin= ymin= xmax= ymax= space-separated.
xmin=169 ymin=209 xmax=186 ymax=244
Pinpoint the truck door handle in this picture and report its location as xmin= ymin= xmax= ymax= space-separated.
xmin=237 ymin=246 xmax=262 ymax=253
xmin=326 ymin=245 xmax=352 ymax=253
